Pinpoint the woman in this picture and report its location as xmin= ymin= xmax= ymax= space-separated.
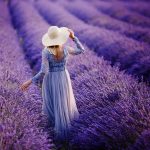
xmin=20 ymin=26 xmax=85 ymax=140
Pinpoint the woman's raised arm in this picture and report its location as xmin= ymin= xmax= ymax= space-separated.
xmin=67 ymin=36 xmax=85 ymax=55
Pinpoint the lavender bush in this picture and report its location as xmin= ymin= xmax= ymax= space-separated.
xmin=127 ymin=3 xmax=150 ymax=18
xmin=0 ymin=1 xmax=54 ymax=149
xmin=68 ymin=64 xmax=150 ymax=149
xmin=105 ymin=1 xmax=150 ymax=18
xmin=69 ymin=95 xmax=150 ymax=149
xmin=63 ymin=50 xmax=150 ymax=149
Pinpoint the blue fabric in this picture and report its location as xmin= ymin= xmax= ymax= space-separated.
xmin=31 ymin=36 xmax=85 ymax=140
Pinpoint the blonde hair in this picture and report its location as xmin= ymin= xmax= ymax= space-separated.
xmin=47 ymin=45 xmax=63 ymax=60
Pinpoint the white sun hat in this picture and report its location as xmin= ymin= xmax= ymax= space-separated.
xmin=42 ymin=26 xmax=70 ymax=47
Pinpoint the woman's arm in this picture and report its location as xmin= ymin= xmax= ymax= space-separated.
xmin=67 ymin=36 xmax=85 ymax=55
xmin=67 ymin=29 xmax=85 ymax=55
xmin=20 ymin=49 xmax=48 ymax=91
xmin=31 ymin=49 xmax=49 ymax=84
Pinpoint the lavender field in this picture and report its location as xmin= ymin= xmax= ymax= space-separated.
xmin=1 ymin=0 xmax=150 ymax=150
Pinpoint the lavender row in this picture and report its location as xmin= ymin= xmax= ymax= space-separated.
xmin=69 ymin=68 xmax=150 ymax=149
xmin=92 ymin=1 xmax=150 ymax=28
xmin=9 ymin=0 xmax=49 ymax=72
xmin=65 ymin=49 xmax=150 ymax=148
xmin=105 ymin=1 xmax=150 ymax=18
xmin=0 ymin=0 xmax=11 ymax=23
xmin=60 ymin=0 xmax=150 ymax=45
xmin=71 ymin=61 xmax=150 ymax=121
xmin=0 ymin=1 xmax=54 ymax=149
xmin=35 ymin=0 xmax=150 ymax=83
xmin=126 ymin=3 xmax=150 ymax=18
xmin=71 ymin=95 xmax=150 ymax=149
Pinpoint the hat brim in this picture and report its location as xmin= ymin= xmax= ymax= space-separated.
xmin=42 ymin=27 xmax=70 ymax=47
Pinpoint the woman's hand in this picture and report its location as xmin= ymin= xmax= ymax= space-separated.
xmin=20 ymin=79 xmax=32 ymax=92
xmin=68 ymin=28 xmax=75 ymax=40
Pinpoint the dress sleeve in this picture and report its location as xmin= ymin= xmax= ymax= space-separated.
xmin=31 ymin=49 xmax=49 ymax=84
xmin=66 ymin=36 xmax=85 ymax=55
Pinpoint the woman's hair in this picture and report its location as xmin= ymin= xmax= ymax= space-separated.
xmin=47 ymin=45 xmax=62 ymax=60
xmin=48 ymin=45 xmax=59 ymax=49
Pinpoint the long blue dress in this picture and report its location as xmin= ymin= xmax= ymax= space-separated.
xmin=31 ymin=36 xmax=85 ymax=140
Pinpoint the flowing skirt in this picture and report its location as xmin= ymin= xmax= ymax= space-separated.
xmin=41 ymin=69 xmax=79 ymax=140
